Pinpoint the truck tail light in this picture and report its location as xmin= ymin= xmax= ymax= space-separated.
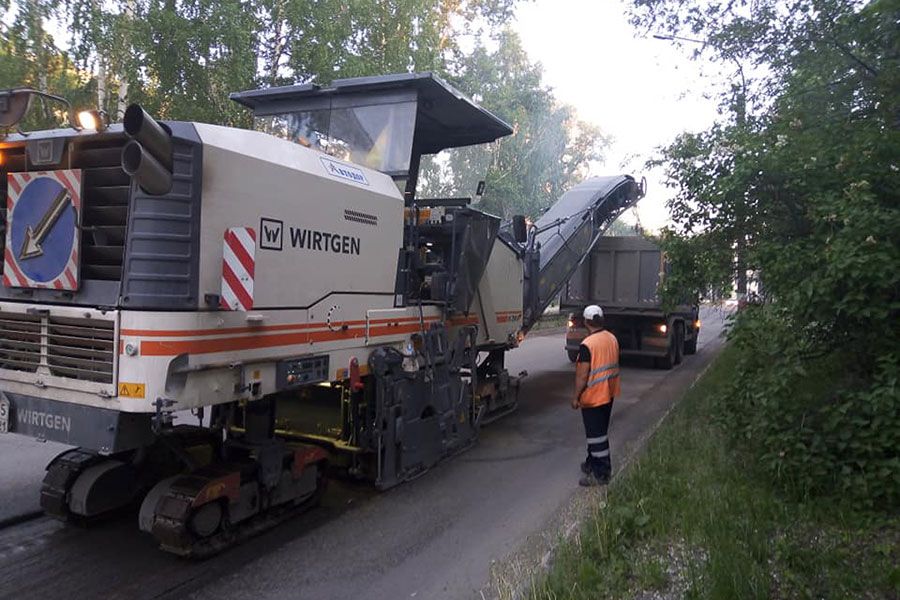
xmin=657 ymin=323 xmax=668 ymax=334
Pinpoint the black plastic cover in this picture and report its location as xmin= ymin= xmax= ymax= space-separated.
xmin=447 ymin=208 xmax=500 ymax=314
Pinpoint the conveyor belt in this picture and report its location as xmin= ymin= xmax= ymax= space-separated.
xmin=521 ymin=175 xmax=645 ymax=332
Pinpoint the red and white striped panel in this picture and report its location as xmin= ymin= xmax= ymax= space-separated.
xmin=3 ymin=170 xmax=82 ymax=290
xmin=220 ymin=227 xmax=256 ymax=311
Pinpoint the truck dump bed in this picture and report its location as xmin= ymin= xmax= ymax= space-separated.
xmin=563 ymin=236 xmax=667 ymax=312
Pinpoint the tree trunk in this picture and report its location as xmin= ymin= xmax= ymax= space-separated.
xmin=116 ymin=0 xmax=136 ymax=120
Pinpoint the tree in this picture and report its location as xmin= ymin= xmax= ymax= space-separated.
xmin=275 ymin=0 xmax=515 ymax=86
xmin=50 ymin=0 xmax=516 ymax=124
xmin=0 ymin=2 xmax=94 ymax=130
xmin=630 ymin=0 xmax=900 ymax=507
xmin=5 ymin=1 xmax=601 ymax=220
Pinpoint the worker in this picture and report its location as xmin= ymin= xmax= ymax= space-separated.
xmin=572 ymin=304 xmax=620 ymax=486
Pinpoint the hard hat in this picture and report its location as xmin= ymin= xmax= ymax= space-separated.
xmin=583 ymin=305 xmax=604 ymax=320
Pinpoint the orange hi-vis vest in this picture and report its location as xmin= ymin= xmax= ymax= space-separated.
xmin=580 ymin=330 xmax=621 ymax=407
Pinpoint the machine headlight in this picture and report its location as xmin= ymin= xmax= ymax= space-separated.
xmin=77 ymin=109 xmax=109 ymax=132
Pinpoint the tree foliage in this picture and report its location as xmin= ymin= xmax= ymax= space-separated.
xmin=45 ymin=0 xmax=515 ymax=123
xmin=0 ymin=3 xmax=94 ymax=129
xmin=630 ymin=0 xmax=899 ymax=508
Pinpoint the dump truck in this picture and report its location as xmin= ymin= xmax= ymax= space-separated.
xmin=0 ymin=73 xmax=643 ymax=555
xmin=562 ymin=236 xmax=699 ymax=369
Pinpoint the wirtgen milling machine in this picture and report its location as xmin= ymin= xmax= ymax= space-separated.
xmin=0 ymin=73 xmax=643 ymax=555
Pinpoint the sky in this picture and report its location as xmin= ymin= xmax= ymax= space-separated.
xmin=514 ymin=0 xmax=727 ymax=231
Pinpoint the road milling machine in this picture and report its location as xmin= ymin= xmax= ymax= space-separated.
xmin=0 ymin=73 xmax=644 ymax=555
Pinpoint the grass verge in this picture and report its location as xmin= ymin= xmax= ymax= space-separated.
xmin=529 ymin=312 xmax=569 ymax=332
xmin=530 ymin=345 xmax=899 ymax=599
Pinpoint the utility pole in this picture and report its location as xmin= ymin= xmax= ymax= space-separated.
xmin=730 ymin=50 xmax=748 ymax=297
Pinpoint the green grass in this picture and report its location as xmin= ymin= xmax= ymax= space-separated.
xmin=530 ymin=346 xmax=900 ymax=600
xmin=529 ymin=312 xmax=569 ymax=332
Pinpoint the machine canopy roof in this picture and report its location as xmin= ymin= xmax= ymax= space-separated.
xmin=230 ymin=72 xmax=513 ymax=155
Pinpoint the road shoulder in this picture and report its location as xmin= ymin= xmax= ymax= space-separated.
xmin=481 ymin=334 xmax=725 ymax=600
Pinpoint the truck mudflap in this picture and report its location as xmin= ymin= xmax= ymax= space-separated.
xmin=0 ymin=391 xmax=152 ymax=453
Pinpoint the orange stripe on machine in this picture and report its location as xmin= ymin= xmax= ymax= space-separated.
xmin=121 ymin=316 xmax=430 ymax=338
xmin=138 ymin=322 xmax=431 ymax=356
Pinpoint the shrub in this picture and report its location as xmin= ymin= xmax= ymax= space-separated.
xmin=715 ymin=308 xmax=899 ymax=509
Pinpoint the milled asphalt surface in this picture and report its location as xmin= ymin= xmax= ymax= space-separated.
xmin=0 ymin=436 xmax=65 ymax=523
xmin=0 ymin=307 xmax=727 ymax=600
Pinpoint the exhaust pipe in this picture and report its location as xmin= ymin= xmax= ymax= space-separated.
xmin=123 ymin=104 xmax=172 ymax=169
xmin=121 ymin=104 xmax=173 ymax=195
xmin=122 ymin=140 xmax=172 ymax=196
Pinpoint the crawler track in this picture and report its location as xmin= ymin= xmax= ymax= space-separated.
xmin=159 ymin=482 xmax=326 ymax=559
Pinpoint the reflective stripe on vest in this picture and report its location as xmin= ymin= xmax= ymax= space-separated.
xmin=587 ymin=362 xmax=619 ymax=387
xmin=587 ymin=369 xmax=620 ymax=387
xmin=580 ymin=330 xmax=620 ymax=407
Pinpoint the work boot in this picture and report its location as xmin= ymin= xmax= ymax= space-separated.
xmin=580 ymin=460 xmax=590 ymax=475
xmin=578 ymin=472 xmax=610 ymax=487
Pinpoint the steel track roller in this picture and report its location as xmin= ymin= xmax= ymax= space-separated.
xmin=142 ymin=444 xmax=328 ymax=557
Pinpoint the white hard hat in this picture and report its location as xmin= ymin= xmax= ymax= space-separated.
xmin=583 ymin=305 xmax=604 ymax=320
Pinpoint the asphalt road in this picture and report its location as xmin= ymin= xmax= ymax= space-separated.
xmin=0 ymin=308 xmax=727 ymax=600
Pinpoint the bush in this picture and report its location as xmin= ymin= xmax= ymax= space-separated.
xmin=715 ymin=307 xmax=900 ymax=509
xmin=640 ymin=0 xmax=900 ymax=511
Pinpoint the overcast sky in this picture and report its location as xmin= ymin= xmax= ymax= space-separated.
xmin=514 ymin=0 xmax=726 ymax=231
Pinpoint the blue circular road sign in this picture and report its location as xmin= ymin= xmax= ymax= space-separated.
xmin=9 ymin=176 xmax=76 ymax=283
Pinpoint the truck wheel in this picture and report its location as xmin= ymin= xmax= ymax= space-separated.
xmin=674 ymin=325 xmax=684 ymax=365
xmin=685 ymin=333 xmax=698 ymax=355
xmin=567 ymin=350 xmax=579 ymax=363
xmin=655 ymin=337 xmax=675 ymax=370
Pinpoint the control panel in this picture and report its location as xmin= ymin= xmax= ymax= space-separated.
xmin=276 ymin=355 xmax=330 ymax=390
